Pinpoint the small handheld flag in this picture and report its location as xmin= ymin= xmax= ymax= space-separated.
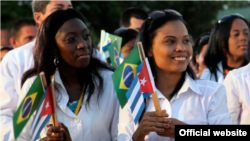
xmin=13 ymin=73 xmax=46 ymax=139
xmin=138 ymin=58 xmax=156 ymax=94
xmin=112 ymin=45 xmax=142 ymax=108
xmin=126 ymin=62 xmax=146 ymax=124
xmin=31 ymin=85 xmax=53 ymax=141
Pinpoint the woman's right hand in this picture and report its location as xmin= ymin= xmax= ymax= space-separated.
xmin=46 ymin=123 xmax=72 ymax=141
xmin=132 ymin=110 xmax=171 ymax=141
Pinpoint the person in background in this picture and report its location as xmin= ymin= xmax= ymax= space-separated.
xmin=114 ymin=27 xmax=138 ymax=59
xmin=1 ymin=28 xmax=11 ymax=47
xmin=192 ymin=32 xmax=210 ymax=77
xmin=0 ymin=1 xmax=73 ymax=140
xmin=202 ymin=14 xmax=250 ymax=83
xmin=10 ymin=18 xmax=38 ymax=48
xmin=120 ymin=7 xmax=147 ymax=31
xmin=224 ymin=58 xmax=250 ymax=125
xmin=11 ymin=9 xmax=118 ymax=141
xmin=0 ymin=46 xmax=14 ymax=61
xmin=118 ymin=9 xmax=231 ymax=141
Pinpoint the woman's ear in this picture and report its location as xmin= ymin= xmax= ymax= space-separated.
xmin=195 ymin=54 xmax=199 ymax=64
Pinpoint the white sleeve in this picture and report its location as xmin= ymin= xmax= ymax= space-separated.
xmin=0 ymin=54 xmax=19 ymax=141
xmin=93 ymin=48 xmax=106 ymax=62
xmin=118 ymin=104 xmax=135 ymax=141
xmin=207 ymin=84 xmax=231 ymax=124
xmin=111 ymin=90 xmax=119 ymax=141
xmin=223 ymin=72 xmax=240 ymax=124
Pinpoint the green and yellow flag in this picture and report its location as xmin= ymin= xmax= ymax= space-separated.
xmin=108 ymin=41 xmax=120 ymax=69
xmin=100 ymin=30 xmax=122 ymax=52
xmin=112 ymin=45 xmax=142 ymax=108
xmin=13 ymin=75 xmax=45 ymax=139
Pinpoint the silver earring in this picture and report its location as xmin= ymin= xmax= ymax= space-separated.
xmin=54 ymin=57 xmax=59 ymax=67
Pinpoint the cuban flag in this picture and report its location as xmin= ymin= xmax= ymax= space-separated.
xmin=31 ymin=85 xmax=54 ymax=141
xmin=138 ymin=58 xmax=156 ymax=96
xmin=126 ymin=61 xmax=152 ymax=124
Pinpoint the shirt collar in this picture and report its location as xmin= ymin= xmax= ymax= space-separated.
xmin=53 ymin=69 xmax=69 ymax=110
xmin=177 ymin=73 xmax=202 ymax=96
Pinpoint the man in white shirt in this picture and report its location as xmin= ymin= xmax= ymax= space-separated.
xmin=0 ymin=1 xmax=73 ymax=140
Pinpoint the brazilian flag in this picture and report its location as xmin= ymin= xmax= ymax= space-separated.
xmin=101 ymin=30 xmax=122 ymax=52
xmin=112 ymin=45 xmax=142 ymax=108
xmin=108 ymin=41 xmax=121 ymax=69
xmin=13 ymin=75 xmax=45 ymax=139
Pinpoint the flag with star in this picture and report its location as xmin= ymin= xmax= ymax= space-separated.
xmin=13 ymin=74 xmax=45 ymax=139
xmin=31 ymin=84 xmax=54 ymax=141
xmin=138 ymin=58 xmax=156 ymax=95
xmin=112 ymin=45 xmax=142 ymax=108
xmin=126 ymin=62 xmax=145 ymax=124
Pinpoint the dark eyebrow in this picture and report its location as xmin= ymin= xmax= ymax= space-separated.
xmin=63 ymin=28 xmax=89 ymax=37
xmin=65 ymin=32 xmax=75 ymax=36
xmin=163 ymin=35 xmax=189 ymax=39
xmin=163 ymin=36 xmax=176 ymax=39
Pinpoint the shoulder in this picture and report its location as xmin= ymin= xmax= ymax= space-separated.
xmin=98 ymin=69 xmax=114 ymax=80
xmin=227 ymin=63 xmax=250 ymax=79
xmin=224 ymin=63 xmax=250 ymax=89
xmin=2 ymin=40 xmax=35 ymax=63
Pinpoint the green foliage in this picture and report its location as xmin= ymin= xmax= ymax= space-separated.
xmin=2 ymin=1 xmax=248 ymax=43
xmin=1 ymin=1 xmax=33 ymax=29
xmin=71 ymin=1 xmax=224 ymax=43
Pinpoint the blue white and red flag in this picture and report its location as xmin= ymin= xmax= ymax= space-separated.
xmin=31 ymin=85 xmax=53 ymax=141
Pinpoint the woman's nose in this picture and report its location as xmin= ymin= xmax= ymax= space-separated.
xmin=175 ymin=43 xmax=187 ymax=52
xmin=77 ymin=39 xmax=87 ymax=49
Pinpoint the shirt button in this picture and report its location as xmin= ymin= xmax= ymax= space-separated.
xmin=74 ymin=118 xmax=80 ymax=123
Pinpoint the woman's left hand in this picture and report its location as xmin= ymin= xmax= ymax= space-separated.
xmin=156 ymin=118 xmax=188 ymax=138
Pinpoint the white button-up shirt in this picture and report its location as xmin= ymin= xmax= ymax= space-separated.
xmin=223 ymin=63 xmax=250 ymax=124
xmin=8 ymin=69 xmax=119 ymax=141
xmin=118 ymin=73 xmax=231 ymax=141
xmin=200 ymin=61 xmax=224 ymax=83
xmin=0 ymin=40 xmax=105 ymax=141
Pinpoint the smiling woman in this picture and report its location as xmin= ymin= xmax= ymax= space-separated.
xmin=13 ymin=9 xmax=119 ymax=141
xmin=118 ymin=9 xmax=231 ymax=141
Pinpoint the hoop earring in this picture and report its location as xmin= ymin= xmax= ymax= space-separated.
xmin=54 ymin=57 xmax=59 ymax=67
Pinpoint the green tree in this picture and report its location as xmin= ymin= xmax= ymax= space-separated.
xmin=5 ymin=1 xmax=248 ymax=43
xmin=71 ymin=1 xmax=225 ymax=43
xmin=1 ymin=1 xmax=33 ymax=29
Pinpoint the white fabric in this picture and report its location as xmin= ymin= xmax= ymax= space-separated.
xmin=200 ymin=61 xmax=224 ymax=83
xmin=223 ymin=63 xmax=250 ymax=124
xmin=8 ymin=69 xmax=119 ymax=141
xmin=0 ymin=39 xmax=105 ymax=141
xmin=118 ymin=73 xmax=231 ymax=141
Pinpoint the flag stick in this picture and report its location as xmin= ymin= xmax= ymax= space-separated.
xmin=115 ymin=38 xmax=120 ymax=52
xmin=100 ymin=30 xmax=105 ymax=52
xmin=137 ymin=42 xmax=162 ymax=112
xmin=39 ymin=72 xmax=47 ymax=91
xmin=51 ymin=82 xmax=58 ymax=127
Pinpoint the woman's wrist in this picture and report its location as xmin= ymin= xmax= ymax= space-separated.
xmin=132 ymin=130 xmax=145 ymax=141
